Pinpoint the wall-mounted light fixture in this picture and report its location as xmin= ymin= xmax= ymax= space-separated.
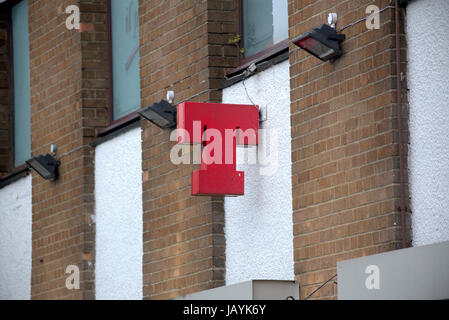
xmin=26 ymin=154 xmax=60 ymax=181
xmin=138 ymin=99 xmax=177 ymax=129
xmin=398 ymin=0 xmax=409 ymax=7
xmin=292 ymin=24 xmax=345 ymax=62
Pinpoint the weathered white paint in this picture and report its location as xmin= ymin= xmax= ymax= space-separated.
xmin=222 ymin=60 xmax=294 ymax=284
xmin=95 ymin=127 xmax=143 ymax=299
xmin=406 ymin=0 xmax=449 ymax=246
xmin=0 ymin=175 xmax=32 ymax=300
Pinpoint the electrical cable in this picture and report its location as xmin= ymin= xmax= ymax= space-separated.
xmin=337 ymin=5 xmax=395 ymax=32
xmin=174 ymin=64 xmax=258 ymax=107
xmin=303 ymin=273 xmax=337 ymax=300
xmin=177 ymin=87 xmax=222 ymax=105
xmin=242 ymin=75 xmax=257 ymax=106
xmin=57 ymin=144 xmax=91 ymax=160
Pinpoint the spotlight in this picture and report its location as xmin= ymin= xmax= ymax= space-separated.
xmin=398 ymin=0 xmax=409 ymax=7
xmin=26 ymin=154 xmax=60 ymax=181
xmin=138 ymin=99 xmax=177 ymax=129
xmin=292 ymin=24 xmax=345 ymax=62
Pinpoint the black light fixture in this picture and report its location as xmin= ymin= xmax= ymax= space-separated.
xmin=292 ymin=24 xmax=345 ymax=62
xmin=138 ymin=99 xmax=177 ymax=129
xmin=26 ymin=154 xmax=60 ymax=181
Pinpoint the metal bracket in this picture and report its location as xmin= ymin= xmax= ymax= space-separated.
xmin=259 ymin=105 xmax=267 ymax=122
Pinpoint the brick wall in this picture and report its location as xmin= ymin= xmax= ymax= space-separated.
xmin=139 ymin=0 xmax=238 ymax=299
xmin=288 ymin=0 xmax=409 ymax=299
xmin=29 ymin=0 xmax=108 ymax=299
xmin=0 ymin=11 xmax=9 ymax=176
xmin=1 ymin=0 xmax=413 ymax=301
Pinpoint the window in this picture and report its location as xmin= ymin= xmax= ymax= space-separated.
xmin=11 ymin=0 xmax=31 ymax=168
xmin=109 ymin=0 xmax=141 ymax=121
xmin=241 ymin=0 xmax=288 ymax=60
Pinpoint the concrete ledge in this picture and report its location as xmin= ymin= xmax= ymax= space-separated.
xmin=337 ymin=241 xmax=449 ymax=299
xmin=175 ymin=280 xmax=299 ymax=300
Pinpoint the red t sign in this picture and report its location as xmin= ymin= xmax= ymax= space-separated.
xmin=177 ymin=102 xmax=259 ymax=196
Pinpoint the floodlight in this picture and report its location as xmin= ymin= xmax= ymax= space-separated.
xmin=293 ymin=24 xmax=345 ymax=62
xmin=138 ymin=100 xmax=177 ymax=129
xmin=26 ymin=154 xmax=60 ymax=181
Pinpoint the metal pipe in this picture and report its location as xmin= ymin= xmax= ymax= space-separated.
xmin=395 ymin=0 xmax=407 ymax=249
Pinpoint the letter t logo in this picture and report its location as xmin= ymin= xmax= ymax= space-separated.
xmin=177 ymin=102 xmax=259 ymax=196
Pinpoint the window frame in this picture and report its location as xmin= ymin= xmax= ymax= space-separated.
xmin=104 ymin=0 xmax=141 ymax=133
xmin=5 ymin=0 xmax=30 ymax=173
xmin=230 ymin=0 xmax=289 ymax=75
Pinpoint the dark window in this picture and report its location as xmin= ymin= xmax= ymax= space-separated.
xmin=108 ymin=0 xmax=141 ymax=122
xmin=241 ymin=0 xmax=288 ymax=60
xmin=10 ymin=0 xmax=31 ymax=168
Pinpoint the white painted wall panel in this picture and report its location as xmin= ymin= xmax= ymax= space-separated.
xmin=406 ymin=0 xmax=449 ymax=246
xmin=95 ymin=127 xmax=143 ymax=299
xmin=0 ymin=175 xmax=32 ymax=300
xmin=223 ymin=60 xmax=294 ymax=284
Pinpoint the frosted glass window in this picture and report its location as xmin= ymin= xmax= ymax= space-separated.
xmin=111 ymin=0 xmax=141 ymax=120
xmin=242 ymin=0 xmax=288 ymax=58
xmin=12 ymin=0 xmax=31 ymax=167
